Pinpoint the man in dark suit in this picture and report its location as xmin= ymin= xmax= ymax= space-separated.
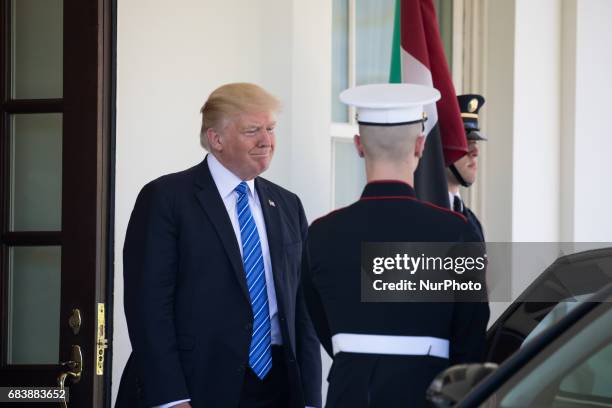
xmin=301 ymin=84 xmax=489 ymax=407
xmin=446 ymin=94 xmax=487 ymax=241
xmin=116 ymin=83 xmax=321 ymax=408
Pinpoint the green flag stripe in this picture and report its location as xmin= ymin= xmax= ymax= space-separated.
xmin=389 ymin=0 xmax=401 ymax=83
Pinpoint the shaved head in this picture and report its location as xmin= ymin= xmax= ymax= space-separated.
xmin=358 ymin=123 xmax=423 ymax=162
xmin=353 ymin=122 xmax=425 ymax=183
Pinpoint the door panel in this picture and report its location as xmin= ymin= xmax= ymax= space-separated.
xmin=8 ymin=246 xmax=61 ymax=365
xmin=10 ymin=0 xmax=63 ymax=99
xmin=9 ymin=113 xmax=62 ymax=231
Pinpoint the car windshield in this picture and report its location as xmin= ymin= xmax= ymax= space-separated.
xmin=484 ymin=304 xmax=612 ymax=407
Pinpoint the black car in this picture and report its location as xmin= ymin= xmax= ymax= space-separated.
xmin=428 ymin=247 xmax=612 ymax=407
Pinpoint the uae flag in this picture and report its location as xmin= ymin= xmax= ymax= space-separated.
xmin=390 ymin=0 xmax=466 ymax=208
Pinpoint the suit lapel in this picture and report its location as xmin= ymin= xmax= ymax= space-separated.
xmin=256 ymin=179 xmax=285 ymax=299
xmin=194 ymin=157 xmax=250 ymax=304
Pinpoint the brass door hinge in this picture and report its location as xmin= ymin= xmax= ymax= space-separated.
xmin=96 ymin=303 xmax=109 ymax=375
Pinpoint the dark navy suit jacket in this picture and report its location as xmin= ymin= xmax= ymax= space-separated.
xmin=116 ymin=157 xmax=321 ymax=408
xmin=463 ymin=206 xmax=485 ymax=242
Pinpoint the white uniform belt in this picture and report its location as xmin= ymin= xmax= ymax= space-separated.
xmin=331 ymin=333 xmax=449 ymax=359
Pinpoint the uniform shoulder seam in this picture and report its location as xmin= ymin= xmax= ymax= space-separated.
xmin=420 ymin=200 xmax=467 ymax=222
xmin=358 ymin=195 xmax=467 ymax=222
xmin=311 ymin=206 xmax=349 ymax=226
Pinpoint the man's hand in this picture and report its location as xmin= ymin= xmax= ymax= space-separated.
xmin=174 ymin=403 xmax=191 ymax=408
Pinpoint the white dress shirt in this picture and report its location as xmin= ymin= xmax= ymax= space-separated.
xmin=154 ymin=155 xmax=284 ymax=408
xmin=207 ymin=153 xmax=282 ymax=344
xmin=449 ymin=192 xmax=463 ymax=212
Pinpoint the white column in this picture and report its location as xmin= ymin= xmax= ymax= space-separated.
xmin=572 ymin=0 xmax=612 ymax=242
xmin=511 ymin=0 xmax=562 ymax=242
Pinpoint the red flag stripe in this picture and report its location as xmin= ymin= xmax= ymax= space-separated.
xmin=401 ymin=0 xmax=467 ymax=165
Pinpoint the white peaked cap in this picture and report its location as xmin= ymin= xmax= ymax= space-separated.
xmin=339 ymin=83 xmax=441 ymax=126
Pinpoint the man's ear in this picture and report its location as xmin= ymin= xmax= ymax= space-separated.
xmin=415 ymin=135 xmax=425 ymax=158
xmin=353 ymin=134 xmax=364 ymax=158
xmin=207 ymin=127 xmax=223 ymax=152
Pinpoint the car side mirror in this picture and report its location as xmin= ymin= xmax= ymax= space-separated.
xmin=426 ymin=362 xmax=499 ymax=407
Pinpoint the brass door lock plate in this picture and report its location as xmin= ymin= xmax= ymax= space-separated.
xmin=96 ymin=303 xmax=108 ymax=375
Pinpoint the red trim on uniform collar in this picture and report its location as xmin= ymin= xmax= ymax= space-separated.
xmin=420 ymin=200 xmax=468 ymax=222
xmin=361 ymin=181 xmax=417 ymax=199
xmin=361 ymin=195 xmax=418 ymax=201
xmin=359 ymin=196 xmax=468 ymax=223
xmin=366 ymin=179 xmax=413 ymax=187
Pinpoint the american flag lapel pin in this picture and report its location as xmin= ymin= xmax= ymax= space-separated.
xmin=268 ymin=199 xmax=276 ymax=207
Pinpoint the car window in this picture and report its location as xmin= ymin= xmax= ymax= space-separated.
xmin=482 ymin=305 xmax=612 ymax=407
xmin=486 ymin=250 xmax=612 ymax=364
xmin=558 ymin=342 xmax=612 ymax=399
xmin=521 ymin=293 xmax=594 ymax=346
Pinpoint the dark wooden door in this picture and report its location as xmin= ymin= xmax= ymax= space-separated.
xmin=0 ymin=0 xmax=112 ymax=406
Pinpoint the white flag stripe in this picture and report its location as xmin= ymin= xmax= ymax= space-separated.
xmin=400 ymin=48 xmax=438 ymax=138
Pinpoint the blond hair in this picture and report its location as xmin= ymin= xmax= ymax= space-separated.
xmin=199 ymin=83 xmax=281 ymax=150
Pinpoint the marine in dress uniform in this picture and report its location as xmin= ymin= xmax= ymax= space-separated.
xmin=447 ymin=94 xmax=487 ymax=241
xmin=301 ymin=84 xmax=490 ymax=408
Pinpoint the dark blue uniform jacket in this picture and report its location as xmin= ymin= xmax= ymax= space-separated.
xmin=302 ymin=181 xmax=489 ymax=408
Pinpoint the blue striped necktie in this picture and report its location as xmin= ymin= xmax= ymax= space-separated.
xmin=234 ymin=182 xmax=272 ymax=379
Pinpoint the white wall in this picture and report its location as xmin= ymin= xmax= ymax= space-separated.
xmin=290 ymin=1 xmax=332 ymax=219
xmin=112 ymin=0 xmax=331 ymax=404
